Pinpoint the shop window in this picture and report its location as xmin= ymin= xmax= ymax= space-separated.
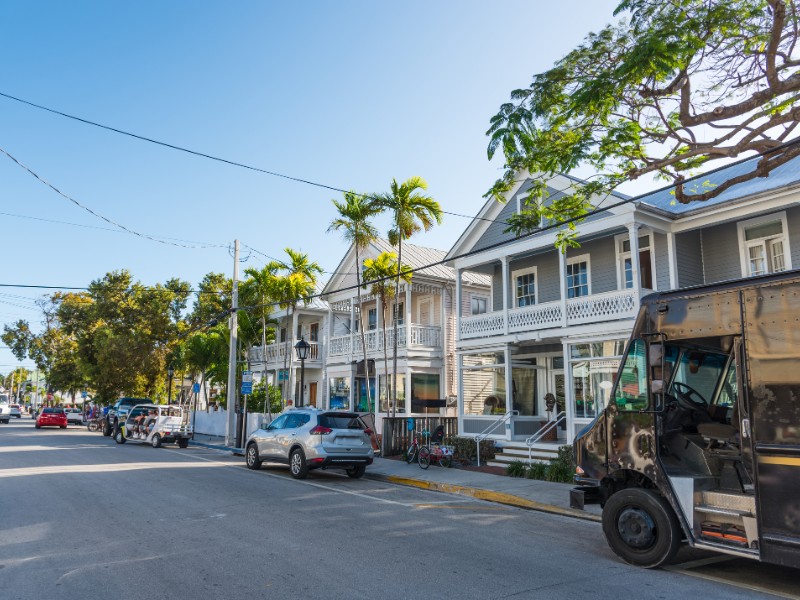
xmin=379 ymin=374 xmax=405 ymax=413
xmin=462 ymin=351 xmax=506 ymax=416
xmin=411 ymin=373 xmax=440 ymax=413
xmin=329 ymin=377 xmax=350 ymax=410
xmin=570 ymin=340 xmax=625 ymax=419
xmin=511 ymin=367 xmax=537 ymax=416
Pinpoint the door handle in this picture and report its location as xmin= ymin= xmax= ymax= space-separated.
xmin=291 ymin=432 xmax=297 ymax=436
xmin=741 ymin=418 xmax=751 ymax=439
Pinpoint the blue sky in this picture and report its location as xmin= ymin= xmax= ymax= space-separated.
xmin=0 ymin=0 xmax=630 ymax=372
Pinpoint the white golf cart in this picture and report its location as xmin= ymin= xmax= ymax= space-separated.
xmin=114 ymin=403 xmax=192 ymax=448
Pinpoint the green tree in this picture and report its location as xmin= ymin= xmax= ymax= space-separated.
xmin=372 ymin=177 xmax=442 ymax=412
xmin=189 ymin=272 xmax=232 ymax=328
xmin=270 ymin=249 xmax=323 ymax=406
xmin=328 ymin=190 xmax=380 ymax=417
xmin=362 ymin=252 xmax=412 ymax=418
xmin=487 ymin=0 xmax=800 ymax=246
xmin=181 ymin=327 xmax=228 ymax=411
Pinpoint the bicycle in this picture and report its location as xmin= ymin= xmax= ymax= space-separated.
xmin=405 ymin=430 xmax=428 ymax=464
xmin=86 ymin=417 xmax=103 ymax=432
xmin=418 ymin=442 xmax=453 ymax=469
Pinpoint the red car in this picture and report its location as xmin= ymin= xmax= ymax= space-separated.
xmin=36 ymin=407 xmax=68 ymax=429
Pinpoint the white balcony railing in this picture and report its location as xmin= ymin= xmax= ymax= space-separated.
xmin=327 ymin=324 xmax=442 ymax=357
xmin=249 ymin=340 xmax=320 ymax=365
xmin=460 ymin=288 xmax=645 ymax=340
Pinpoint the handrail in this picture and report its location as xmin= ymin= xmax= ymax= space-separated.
xmin=525 ymin=412 xmax=566 ymax=463
xmin=475 ymin=410 xmax=518 ymax=466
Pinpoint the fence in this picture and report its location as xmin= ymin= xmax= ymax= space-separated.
xmin=381 ymin=416 xmax=458 ymax=457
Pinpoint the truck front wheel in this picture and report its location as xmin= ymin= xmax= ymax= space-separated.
xmin=602 ymin=488 xmax=681 ymax=569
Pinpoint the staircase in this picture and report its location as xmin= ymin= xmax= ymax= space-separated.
xmin=487 ymin=440 xmax=563 ymax=468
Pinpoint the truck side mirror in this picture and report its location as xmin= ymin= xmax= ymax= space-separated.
xmin=648 ymin=343 xmax=663 ymax=367
xmin=650 ymin=379 xmax=665 ymax=394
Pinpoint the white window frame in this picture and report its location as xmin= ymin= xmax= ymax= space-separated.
xmin=512 ymin=266 xmax=538 ymax=307
xmin=367 ymin=308 xmax=377 ymax=331
xmin=393 ymin=301 xmax=405 ymax=326
xmin=737 ymin=212 xmax=792 ymax=277
xmin=566 ymin=254 xmax=592 ymax=298
xmin=470 ymin=294 xmax=489 ymax=315
xmin=615 ymin=231 xmax=656 ymax=291
xmin=309 ymin=322 xmax=319 ymax=342
xmin=515 ymin=192 xmax=549 ymax=228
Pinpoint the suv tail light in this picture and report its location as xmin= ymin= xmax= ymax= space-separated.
xmin=309 ymin=425 xmax=332 ymax=435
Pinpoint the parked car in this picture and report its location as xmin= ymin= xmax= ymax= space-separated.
xmin=244 ymin=408 xmax=374 ymax=479
xmin=0 ymin=404 xmax=10 ymax=424
xmin=36 ymin=407 xmax=68 ymax=429
xmin=9 ymin=404 xmax=21 ymax=418
xmin=114 ymin=404 xmax=192 ymax=448
xmin=103 ymin=397 xmax=149 ymax=436
xmin=64 ymin=408 xmax=84 ymax=424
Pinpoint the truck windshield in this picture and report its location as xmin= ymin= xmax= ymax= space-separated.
xmin=668 ymin=349 xmax=728 ymax=404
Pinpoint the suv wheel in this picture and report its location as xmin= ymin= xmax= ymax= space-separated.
xmin=246 ymin=443 xmax=262 ymax=470
xmin=289 ymin=449 xmax=309 ymax=479
xmin=102 ymin=422 xmax=112 ymax=436
xmin=346 ymin=465 xmax=366 ymax=479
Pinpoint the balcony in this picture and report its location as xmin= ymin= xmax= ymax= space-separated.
xmin=328 ymin=324 xmax=442 ymax=358
xmin=249 ymin=340 xmax=321 ymax=365
xmin=460 ymin=288 xmax=644 ymax=340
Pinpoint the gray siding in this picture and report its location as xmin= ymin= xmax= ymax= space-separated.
xmin=653 ymin=232 xmax=671 ymax=291
xmin=676 ymin=230 xmax=704 ymax=287
xmin=566 ymin=236 xmax=617 ymax=294
xmin=786 ymin=206 xmax=800 ymax=268
xmin=509 ymin=252 xmax=561 ymax=303
xmin=492 ymin=264 xmax=503 ymax=311
xmin=702 ymin=221 xmax=741 ymax=284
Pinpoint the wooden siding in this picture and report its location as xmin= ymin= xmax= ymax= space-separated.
xmin=566 ymin=236 xmax=617 ymax=294
xmin=653 ymin=232 xmax=670 ymax=291
xmin=786 ymin=205 xmax=800 ymax=268
xmin=676 ymin=230 xmax=704 ymax=286
xmin=701 ymin=221 xmax=741 ymax=283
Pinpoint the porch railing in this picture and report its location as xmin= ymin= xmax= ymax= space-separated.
xmin=250 ymin=340 xmax=320 ymax=364
xmin=475 ymin=410 xmax=518 ymax=466
xmin=381 ymin=416 xmax=458 ymax=457
xmin=329 ymin=324 xmax=442 ymax=357
xmin=525 ymin=411 xmax=566 ymax=463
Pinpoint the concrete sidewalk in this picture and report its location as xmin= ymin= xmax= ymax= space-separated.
xmin=188 ymin=434 xmax=601 ymax=523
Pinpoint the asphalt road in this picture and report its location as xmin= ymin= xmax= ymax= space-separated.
xmin=0 ymin=418 xmax=796 ymax=600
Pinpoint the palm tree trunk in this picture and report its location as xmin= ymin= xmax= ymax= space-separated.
xmin=285 ymin=304 xmax=295 ymax=408
xmin=261 ymin=304 xmax=272 ymax=422
xmin=282 ymin=306 xmax=291 ymax=408
xmin=355 ymin=245 xmax=373 ymax=418
xmin=392 ymin=236 xmax=402 ymax=419
xmin=381 ymin=296 xmax=390 ymax=419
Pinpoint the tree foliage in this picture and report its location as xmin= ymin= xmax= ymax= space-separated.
xmin=488 ymin=0 xmax=800 ymax=245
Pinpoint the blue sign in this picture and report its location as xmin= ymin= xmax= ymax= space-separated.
xmin=81 ymin=391 xmax=88 ymax=399
xmin=241 ymin=382 xmax=253 ymax=395
xmin=193 ymin=383 xmax=200 ymax=394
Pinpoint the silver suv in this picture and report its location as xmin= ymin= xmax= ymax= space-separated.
xmin=244 ymin=409 xmax=374 ymax=479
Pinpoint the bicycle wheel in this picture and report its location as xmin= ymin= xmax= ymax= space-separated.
xmin=418 ymin=446 xmax=431 ymax=469
xmin=439 ymin=454 xmax=452 ymax=468
xmin=406 ymin=444 xmax=417 ymax=464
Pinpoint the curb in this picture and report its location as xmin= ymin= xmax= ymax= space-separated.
xmin=189 ymin=440 xmax=243 ymax=455
xmin=368 ymin=473 xmax=602 ymax=523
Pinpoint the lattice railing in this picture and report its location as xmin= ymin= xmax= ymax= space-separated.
xmin=410 ymin=325 xmax=441 ymax=347
xmin=329 ymin=336 xmax=351 ymax=357
xmin=566 ymin=289 xmax=639 ymax=325
xmin=460 ymin=313 xmax=506 ymax=339
xmin=508 ymin=301 xmax=562 ymax=332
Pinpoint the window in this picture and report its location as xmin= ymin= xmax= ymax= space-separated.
xmin=367 ymin=308 xmax=377 ymax=330
xmin=411 ymin=373 xmax=440 ymax=414
xmin=739 ymin=215 xmax=790 ymax=276
xmin=297 ymin=323 xmax=302 ymax=339
xmin=329 ymin=377 xmax=350 ymax=410
xmin=616 ymin=234 xmax=653 ymax=290
xmin=285 ymin=413 xmax=310 ymax=428
xmin=280 ymin=327 xmax=287 ymax=343
xmin=513 ymin=267 xmax=537 ymax=307
xmin=471 ymin=296 xmax=488 ymax=315
xmin=566 ymin=256 xmax=590 ymax=298
xmin=461 ymin=351 xmax=506 ymax=416
xmin=613 ymin=339 xmax=648 ymax=411
xmin=309 ymin=322 xmax=319 ymax=342
xmin=267 ymin=414 xmax=289 ymax=430
xmin=393 ymin=302 xmax=405 ymax=325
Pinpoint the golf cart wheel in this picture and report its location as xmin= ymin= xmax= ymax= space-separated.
xmin=289 ymin=448 xmax=309 ymax=479
xmin=151 ymin=433 xmax=162 ymax=448
xmin=177 ymin=438 xmax=189 ymax=449
xmin=346 ymin=465 xmax=366 ymax=479
xmin=246 ymin=443 xmax=262 ymax=470
xmin=114 ymin=429 xmax=126 ymax=444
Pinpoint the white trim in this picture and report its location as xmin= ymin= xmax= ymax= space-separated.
xmin=566 ymin=253 xmax=592 ymax=298
xmin=511 ymin=265 xmax=538 ymax=307
xmin=736 ymin=211 xmax=792 ymax=277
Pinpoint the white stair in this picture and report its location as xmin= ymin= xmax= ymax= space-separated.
xmin=486 ymin=440 xmax=564 ymax=467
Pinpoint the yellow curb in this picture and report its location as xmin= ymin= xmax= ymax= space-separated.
xmin=385 ymin=475 xmax=602 ymax=523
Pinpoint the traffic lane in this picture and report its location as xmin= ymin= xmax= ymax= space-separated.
xmin=0 ymin=428 xmax=778 ymax=600
xmin=666 ymin=555 xmax=800 ymax=599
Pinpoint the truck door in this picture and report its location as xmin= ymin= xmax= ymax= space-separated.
xmin=743 ymin=284 xmax=800 ymax=567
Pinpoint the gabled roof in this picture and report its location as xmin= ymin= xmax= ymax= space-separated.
xmin=636 ymin=152 xmax=800 ymax=216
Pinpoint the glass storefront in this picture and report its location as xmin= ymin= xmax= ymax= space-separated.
xmin=329 ymin=376 xmax=350 ymax=410
xmin=379 ymin=374 xmax=405 ymax=413
xmin=355 ymin=377 xmax=377 ymax=413
xmin=462 ymin=351 xmax=506 ymax=416
xmin=511 ymin=357 xmax=538 ymax=416
xmin=570 ymin=340 xmax=626 ymax=419
xmin=411 ymin=373 xmax=441 ymax=414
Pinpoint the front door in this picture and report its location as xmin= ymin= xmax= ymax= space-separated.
xmin=308 ymin=382 xmax=317 ymax=408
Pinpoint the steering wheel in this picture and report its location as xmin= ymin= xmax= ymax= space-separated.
xmin=671 ymin=382 xmax=708 ymax=412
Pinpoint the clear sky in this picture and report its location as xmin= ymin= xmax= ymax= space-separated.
xmin=0 ymin=0 xmax=631 ymax=372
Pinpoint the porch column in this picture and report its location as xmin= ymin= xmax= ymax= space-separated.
xmin=666 ymin=231 xmax=679 ymax=290
xmin=457 ymin=353 xmax=464 ymax=436
xmin=349 ymin=298 xmax=356 ymax=363
xmin=501 ymin=257 xmax=510 ymax=334
xmin=455 ymin=268 xmax=462 ymax=342
xmin=405 ymin=368 xmax=412 ymax=415
xmin=405 ymin=283 xmax=412 ymax=348
xmin=504 ymin=345 xmax=513 ymax=440
xmin=559 ymin=249 xmax=568 ymax=327
xmin=562 ymin=339 xmax=575 ymax=444
xmin=375 ymin=296 xmax=381 ymax=352
xmin=628 ymin=223 xmax=641 ymax=297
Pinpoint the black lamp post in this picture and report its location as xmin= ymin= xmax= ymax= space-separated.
xmin=294 ymin=337 xmax=310 ymax=407
xmin=167 ymin=365 xmax=174 ymax=406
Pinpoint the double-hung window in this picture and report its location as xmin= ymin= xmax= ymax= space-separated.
xmin=566 ymin=256 xmax=590 ymax=298
xmin=739 ymin=215 xmax=790 ymax=276
xmin=616 ymin=234 xmax=653 ymax=290
xmin=514 ymin=267 xmax=537 ymax=307
xmin=367 ymin=308 xmax=377 ymax=330
xmin=471 ymin=296 xmax=488 ymax=315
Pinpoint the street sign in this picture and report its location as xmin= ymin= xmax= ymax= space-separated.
xmin=242 ymin=370 xmax=253 ymax=383
xmin=241 ymin=382 xmax=253 ymax=395
xmin=193 ymin=383 xmax=200 ymax=394
xmin=278 ymin=369 xmax=288 ymax=382
xmin=81 ymin=391 xmax=88 ymax=399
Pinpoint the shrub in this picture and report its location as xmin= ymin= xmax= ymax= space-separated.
xmin=545 ymin=445 xmax=574 ymax=483
xmin=445 ymin=436 xmax=495 ymax=465
xmin=527 ymin=461 xmax=548 ymax=480
xmin=506 ymin=460 xmax=528 ymax=478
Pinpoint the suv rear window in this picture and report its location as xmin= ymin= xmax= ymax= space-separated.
xmin=319 ymin=413 xmax=364 ymax=430
xmin=43 ymin=408 xmax=64 ymax=414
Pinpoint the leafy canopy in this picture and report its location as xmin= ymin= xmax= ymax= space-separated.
xmin=487 ymin=0 xmax=800 ymax=246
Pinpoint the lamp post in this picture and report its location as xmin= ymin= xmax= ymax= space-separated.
xmin=167 ymin=365 xmax=174 ymax=406
xmin=294 ymin=337 xmax=310 ymax=407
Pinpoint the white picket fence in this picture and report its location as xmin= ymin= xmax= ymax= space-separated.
xmin=192 ymin=409 xmax=269 ymax=441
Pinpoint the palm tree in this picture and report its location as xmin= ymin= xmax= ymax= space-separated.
xmin=183 ymin=328 xmax=228 ymax=411
xmin=272 ymin=248 xmax=323 ymax=407
xmin=240 ymin=263 xmax=279 ymax=420
xmin=372 ymin=177 xmax=442 ymax=414
xmin=328 ymin=191 xmax=380 ymax=418
xmin=362 ymin=252 xmax=412 ymax=418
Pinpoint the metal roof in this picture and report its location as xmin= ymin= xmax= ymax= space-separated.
xmin=372 ymin=238 xmax=490 ymax=286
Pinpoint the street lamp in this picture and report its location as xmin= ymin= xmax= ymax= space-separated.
xmin=167 ymin=365 xmax=174 ymax=406
xmin=294 ymin=337 xmax=310 ymax=407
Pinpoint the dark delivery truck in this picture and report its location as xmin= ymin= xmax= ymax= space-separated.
xmin=571 ymin=269 xmax=800 ymax=568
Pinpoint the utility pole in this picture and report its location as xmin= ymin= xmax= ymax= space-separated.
xmin=34 ymin=369 xmax=40 ymax=410
xmin=225 ymin=239 xmax=240 ymax=447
